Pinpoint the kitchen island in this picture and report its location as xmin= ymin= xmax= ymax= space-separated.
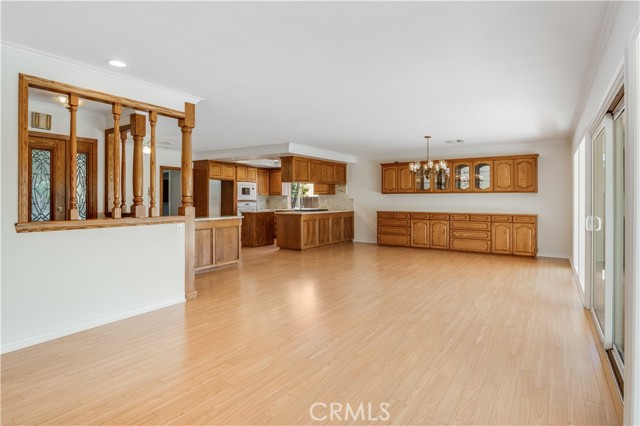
xmin=241 ymin=211 xmax=275 ymax=247
xmin=195 ymin=216 xmax=242 ymax=274
xmin=275 ymin=210 xmax=354 ymax=250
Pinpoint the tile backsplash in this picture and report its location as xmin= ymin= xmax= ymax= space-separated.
xmin=263 ymin=184 xmax=353 ymax=210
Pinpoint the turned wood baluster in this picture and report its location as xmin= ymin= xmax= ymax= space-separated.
xmin=148 ymin=111 xmax=159 ymax=217
xmin=178 ymin=103 xmax=195 ymax=214
xmin=68 ymin=94 xmax=80 ymax=220
xmin=129 ymin=113 xmax=147 ymax=218
xmin=120 ymin=129 xmax=128 ymax=213
xmin=111 ymin=104 xmax=122 ymax=219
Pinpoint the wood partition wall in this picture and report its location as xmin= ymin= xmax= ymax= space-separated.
xmin=17 ymin=74 xmax=199 ymax=299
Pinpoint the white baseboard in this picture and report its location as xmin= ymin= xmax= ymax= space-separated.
xmin=537 ymin=251 xmax=570 ymax=259
xmin=1 ymin=297 xmax=185 ymax=354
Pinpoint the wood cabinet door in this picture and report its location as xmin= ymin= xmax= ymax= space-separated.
xmin=494 ymin=159 xmax=513 ymax=192
xmin=236 ymin=166 xmax=247 ymax=181
xmin=331 ymin=217 xmax=344 ymax=242
xmin=382 ymin=166 xmax=398 ymax=193
xmin=322 ymin=162 xmax=335 ymax=184
xmin=514 ymin=158 xmax=537 ymax=192
xmin=269 ymin=169 xmax=282 ymax=195
xmin=247 ymin=167 xmax=258 ymax=183
xmin=513 ymin=223 xmax=536 ymax=256
xmin=257 ymin=170 xmax=270 ymax=195
xmin=344 ymin=215 xmax=354 ymax=240
xmin=335 ymin=164 xmax=347 ymax=184
xmin=472 ymin=160 xmax=493 ymax=192
xmin=314 ymin=184 xmax=335 ymax=195
xmin=398 ymin=165 xmax=415 ymax=193
xmin=222 ymin=164 xmax=236 ymax=180
xmin=411 ymin=219 xmax=430 ymax=248
xmin=294 ymin=157 xmax=310 ymax=182
xmin=491 ymin=222 xmax=512 ymax=254
xmin=309 ymin=160 xmax=324 ymax=183
xmin=429 ymin=220 xmax=449 ymax=249
xmin=209 ymin=162 xmax=223 ymax=179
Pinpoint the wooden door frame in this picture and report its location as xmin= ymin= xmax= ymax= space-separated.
xmin=159 ymin=166 xmax=181 ymax=216
xmin=28 ymin=131 xmax=98 ymax=220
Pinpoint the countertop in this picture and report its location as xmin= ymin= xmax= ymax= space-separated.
xmin=195 ymin=216 xmax=243 ymax=222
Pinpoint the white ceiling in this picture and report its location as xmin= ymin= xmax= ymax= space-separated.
xmin=2 ymin=1 xmax=606 ymax=161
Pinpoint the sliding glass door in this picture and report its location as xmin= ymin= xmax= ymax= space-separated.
xmin=612 ymin=101 xmax=625 ymax=367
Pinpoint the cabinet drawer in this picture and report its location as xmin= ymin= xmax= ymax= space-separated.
xmin=450 ymin=238 xmax=491 ymax=253
xmin=450 ymin=221 xmax=491 ymax=231
xmin=378 ymin=212 xmax=394 ymax=218
xmin=394 ymin=213 xmax=411 ymax=219
xmin=378 ymin=226 xmax=410 ymax=235
xmin=378 ymin=234 xmax=410 ymax=246
xmin=450 ymin=214 xmax=469 ymax=220
xmin=410 ymin=213 xmax=430 ymax=219
xmin=430 ymin=213 xmax=450 ymax=220
xmin=492 ymin=215 xmax=512 ymax=223
xmin=378 ymin=218 xmax=410 ymax=227
xmin=513 ymin=216 xmax=536 ymax=223
xmin=470 ymin=215 xmax=491 ymax=221
xmin=450 ymin=230 xmax=491 ymax=240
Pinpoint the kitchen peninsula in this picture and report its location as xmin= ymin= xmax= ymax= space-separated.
xmin=275 ymin=210 xmax=354 ymax=250
xmin=195 ymin=216 xmax=242 ymax=274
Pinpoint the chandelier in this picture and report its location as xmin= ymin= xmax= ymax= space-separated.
xmin=409 ymin=136 xmax=450 ymax=190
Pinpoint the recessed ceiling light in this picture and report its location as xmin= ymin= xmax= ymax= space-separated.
xmin=107 ymin=59 xmax=127 ymax=68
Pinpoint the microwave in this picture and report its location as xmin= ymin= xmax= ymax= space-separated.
xmin=237 ymin=182 xmax=257 ymax=201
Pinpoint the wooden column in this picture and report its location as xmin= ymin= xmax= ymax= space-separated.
xmin=129 ymin=113 xmax=147 ymax=218
xmin=120 ymin=129 xmax=128 ymax=213
xmin=148 ymin=111 xmax=159 ymax=217
xmin=111 ymin=104 xmax=122 ymax=218
xmin=68 ymin=94 xmax=80 ymax=220
xmin=179 ymin=102 xmax=196 ymax=300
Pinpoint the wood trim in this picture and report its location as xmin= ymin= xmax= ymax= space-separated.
xmin=29 ymin=131 xmax=97 ymax=144
xmin=21 ymin=74 xmax=186 ymax=119
xmin=159 ymin=166 xmax=181 ymax=217
xmin=15 ymin=216 xmax=185 ymax=233
xmin=18 ymin=74 xmax=30 ymax=223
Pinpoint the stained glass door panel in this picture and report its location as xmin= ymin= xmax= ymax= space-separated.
xmin=76 ymin=153 xmax=88 ymax=220
xmin=31 ymin=149 xmax=52 ymax=221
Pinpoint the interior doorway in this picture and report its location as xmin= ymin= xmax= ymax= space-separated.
xmin=160 ymin=166 xmax=181 ymax=216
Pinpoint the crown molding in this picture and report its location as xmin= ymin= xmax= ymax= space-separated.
xmin=568 ymin=1 xmax=620 ymax=138
xmin=1 ymin=41 xmax=204 ymax=105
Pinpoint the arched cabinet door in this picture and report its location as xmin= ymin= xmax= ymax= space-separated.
xmin=473 ymin=160 xmax=493 ymax=192
xmin=452 ymin=162 xmax=472 ymax=192
xmin=494 ymin=160 xmax=514 ymax=192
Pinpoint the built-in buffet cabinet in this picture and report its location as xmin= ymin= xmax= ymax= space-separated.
xmin=377 ymin=211 xmax=537 ymax=256
xmin=381 ymin=154 xmax=538 ymax=194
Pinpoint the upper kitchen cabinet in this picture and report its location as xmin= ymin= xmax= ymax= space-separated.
xmin=281 ymin=156 xmax=348 ymax=185
xmin=452 ymin=161 xmax=472 ymax=192
xmin=473 ymin=160 xmax=493 ymax=192
xmin=236 ymin=166 xmax=257 ymax=183
xmin=257 ymin=169 xmax=270 ymax=195
xmin=269 ymin=169 xmax=282 ymax=195
xmin=380 ymin=154 xmax=537 ymax=194
xmin=514 ymin=158 xmax=537 ymax=192
xmin=208 ymin=161 xmax=236 ymax=181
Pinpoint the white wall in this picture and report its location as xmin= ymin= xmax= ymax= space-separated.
xmin=1 ymin=46 xmax=195 ymax=352
xmin=347 ymin=141 xmax=571 ymax=257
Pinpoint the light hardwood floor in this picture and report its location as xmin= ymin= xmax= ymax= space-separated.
xmin=1 ymin=243 xmax=619 ymax=425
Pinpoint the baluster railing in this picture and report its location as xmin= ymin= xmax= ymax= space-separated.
xmin=148 ymin=111 xmax=159 ymax=217
xmin=68 ymin=94 xmax=79 ymax=220
xmin=112 ymin=104 xmax=122 ymax=218
xmin=130 ymin=113 xmax=147 ymax=217
xmin=120 ymin=129 xmax=128 ymax=213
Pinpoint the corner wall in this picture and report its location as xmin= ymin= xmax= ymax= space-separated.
xmin=347 ymin=141 xmax=571 ymax=257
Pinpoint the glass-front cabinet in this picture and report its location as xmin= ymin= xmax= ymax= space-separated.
xmin=473 ymin=160 xmax=493 ymax=192
xmin=453 ymin=161 xmax=472 ymax=192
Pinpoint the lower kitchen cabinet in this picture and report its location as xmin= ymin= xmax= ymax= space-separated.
xmin=276 ymin=211 xmax=354 ymax=250
xmin=377 ymin=211 xmax=537 ymax=257
xmin=194 ymin=217 xmax=241 ymax=274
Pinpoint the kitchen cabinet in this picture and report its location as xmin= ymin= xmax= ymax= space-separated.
xmin=257 ymin=169 xmax=270 ymax=195
xmin=276 ymin=211 xmax=354 ymax=250
xmin=208 ymin=161 xmax=236 ymax=181
xmin=411 ymin=219 xmax=430 ymax=248
xmin=247 ymin=167 xmax=257 ymax=183
xmin=473 ymin=160 xmax=493 ymax=192
xmin=241 ymin=211 xmax=274 ymax=247
xmin=269 ymin=169 xmax=282 ymax=195
xmin=314 ymin=184 xmax=335 ymax=195
xmin=380 ymin=154 xmax=537 ymax=194
xmin=377 ymin=211 xmax=537 ymax=256
xmin=236 ymin=165 xmax=247 ymax=182
xmin=514 ymin=158 xmax=537 ymax=192
xmin=494 ymin=159 xmax=513 ymax=192
xmin=281 ymin=156 xmax=348 ymax=185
